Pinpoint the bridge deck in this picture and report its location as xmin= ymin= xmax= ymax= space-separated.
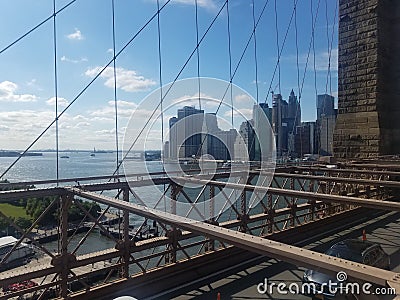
xmin=149 ymin=211 xmax=400 ymax=300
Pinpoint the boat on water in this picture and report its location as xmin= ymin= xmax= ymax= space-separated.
xmin=0 ymin=236 xmax=34 ymax=268
xmin=60 ymin=155 xmax=69 ymax=159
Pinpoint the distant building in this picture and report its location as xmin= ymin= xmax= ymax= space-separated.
xmin=319 ymin=113 xmax=337 ymax=156
xmin=288 ymin=89 xmax=301 ymax=128
xmin=317 ymin=94 xmax=335 ymax=120
xmin=163 ymin=141 xmax=170 ymax=159
xmin=272 ymin=94 xmax=283 ymax=156
xmin=167 ymin=106 xmax=237 ymax=160
xmin=272 ymin=91 xmax=301 ymax=157
xmin=234 ymin=120 xmax=255 ymax=161
xmin=316 ymin=94 xmax=336 ymax=155
xmin=208 ymin=129 xmax=237 ymax=160
xmin=292 ymin=122 xmax=317 ymax=157
xmin=168 ymin=106 xmax=204 ymax=159
xmin=253 ymin=103 xmax=273 ymax=161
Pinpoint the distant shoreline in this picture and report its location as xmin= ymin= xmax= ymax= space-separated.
xmin=0 ymin=151 xmax=42 ymax=157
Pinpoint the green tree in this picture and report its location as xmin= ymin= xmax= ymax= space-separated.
xmin=14 ymin=217 xmax=32 ymax=230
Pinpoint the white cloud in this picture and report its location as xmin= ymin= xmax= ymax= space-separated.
xmin=0 ymin=81 xmax=37 ymax=102
xmin=172 ymin=0 xmax=216 ymax=9
xmin=161 ymin=0 xmax=217 ymax=10
xmin=67 ymin=28 xmax=84 ymax=40
xmin=46 ymin=97 xmax=69 ymax=107
xmin=26 ymin=79 xmax=36 ymax=86
xmin=61 ymin=55 xmax=88 ymax=63
xmin=85 ymin=66 xmax=156 ymax=92
xmin=170 ymin=93 xmax=220 ymax=109
xmin=90 ymin=100 xmax=138 ymax=119
xmin=73 ymin=115 xmax=89 ymax=122
xmin=74 ymin=121 xmax=91 ymax=128
xmin=150 ymin=0 xmax=217 ymax=10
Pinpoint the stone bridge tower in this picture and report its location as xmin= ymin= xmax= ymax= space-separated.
xmin=334 ymin=0 xmax=400 ymax=158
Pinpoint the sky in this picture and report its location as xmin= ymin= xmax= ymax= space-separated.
xmin=0 ymin=0 xmax=338 ymax=151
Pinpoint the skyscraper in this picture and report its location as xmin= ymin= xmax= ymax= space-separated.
xmin=317 ymin=94 xmax=335 ymax=120
xmin=168 ymin=106 xmax=204 ymax=159
xmin=288 ymin=89 xmax=301 ymax=128
xmin=253 ymin=103 xmax=273 ymax=161
xmin=234 ymin=120 xmax=255 ymax=161
xmin=167 ymin=106 xmax=237 ymax=160
xmin=316 ymin=95 xmax=336 ymax=156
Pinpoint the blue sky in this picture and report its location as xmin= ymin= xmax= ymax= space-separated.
xmin=0 ymin=0 xmax=338 ymax=150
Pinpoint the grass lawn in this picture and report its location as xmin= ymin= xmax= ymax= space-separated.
xmin=0 ymin=203 xmax=30 ymax=219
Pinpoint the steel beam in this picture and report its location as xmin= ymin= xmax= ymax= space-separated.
xmin=174 ymin=177 xmax=400 ymax=211
xmin=269 ymin=172 xmax=400 ymax=188
xmin=66 ymin=187 xmax=400 ymax=289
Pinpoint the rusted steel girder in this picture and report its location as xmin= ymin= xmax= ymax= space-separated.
xmin=67 ymin=187 xmax=400 ymax=290
xmin=174 ymin=177 xmax=400 ymax=211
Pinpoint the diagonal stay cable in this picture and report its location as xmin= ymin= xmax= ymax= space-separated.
xmin=111 ymin=0 xmax=229 ymax=178
xmin=194 ymin=0 xmax=272 ymax=161
xmin=299 ymin=0 xmax=321 ymax=100
xmin=0 ymin=0 xmax=172 ymax=180
xmin=0 ymin=0 xmax=77 ymax=55
xmin=264 ymin=0 xmax=299 ymax=103
xmin=325 ymin=0 xmax=338 ymax=96
xmin=111 ymin=0 xmax=120 ymax=176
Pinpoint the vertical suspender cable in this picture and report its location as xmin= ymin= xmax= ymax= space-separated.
xmin=324 ymin=0 xmax=330 ymax=96
xmin=195 ymin=0 xmax=201 ymax=110
xmin=157 ymin=0 xmax=163 ymax=161
xmin=327 ymin=1 xmax=338 ymax=96
xmin=311 ymin=0 xmax=321 ymax=156
xmin=52 ymin=0 xmax=61 ymax=255
xmin=251 ymin=0 xmax=259 ymax=104
xmin=274 ymin=0 xmax=281 ymax=95
xmin=53 ymin=0 xmax=59 ymax=184
xmin=312 ymin=0 xmax=318 ymax=108
xmin=156 ymin=0 xmax=166 ymax=211
xmin=111 ymin=0 xmax=120 ymax=176
xmin=226 ymin=0 xmax=234 ymax=129
xmin=293 ymin=0 xmax=303 ymax=157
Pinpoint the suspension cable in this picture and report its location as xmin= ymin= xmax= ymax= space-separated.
xmin=111 ymin=0 xmax=120 ymax=176
xmin=226 ymin=0 xmax=234 ymax=129
xmin=252 ymin=0 xmax=259 ymax=104
xmin=274 ymin=0 xmax=281 ymax=95
xmin=111 ymin=1 xmax=229 ymax=177
xmin=265 ymin=0 xmax=299 ymax=101
xmin=324 ymin=0 xmax=330 ymax=96
xmin=294 ymin=0 xmax=302 ymax=157
xmin=299 ymin=0 xmax=321 ymax=100
xmin=326 ymin=1 xmax=338 ymax=96
xmin=0 ymin=0 xmax=173 ymax=180
xmin=0 ymin=0 xmax=77 ymax=55
xmin=312 ymin=0 xmax=318 ymax=106
xmin=195 ymin=0 xmax=201 ymax=110
xmin=194 ymin=0 xmax=272 ymax=161
xmin=52 ymin=0 xmax=59 ymax=184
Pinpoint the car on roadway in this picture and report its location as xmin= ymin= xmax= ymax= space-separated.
xmin=302 ymin=239 xmax=390 ymax=299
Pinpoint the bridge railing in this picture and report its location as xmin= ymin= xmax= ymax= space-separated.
xmin=0 ymin=165 xmax=398 ymax=299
